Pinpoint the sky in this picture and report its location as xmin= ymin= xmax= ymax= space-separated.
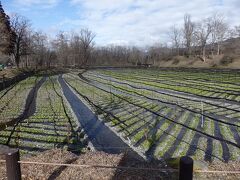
xmin=1 ymin=0 xmax=240 ymax=46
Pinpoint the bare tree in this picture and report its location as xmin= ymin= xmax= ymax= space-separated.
xmin=129 ymin=47 xmax=143 ymax=65
xmin=194 ymin=18 xmax=212 ymax=61
xmin=69 ymin=32 xmax=81 ymax=66
xmin=148 ymin=43 xmax=172 ymax=63
xmin=210 ymin=13 xmax=228 ymax=55
xmin=234 ymin=25 xmax=240 ymax=37
xmin=45 ymin=50 xmax=57 ymax=68
xmin=169 ymin=25 xmax=181 ymax=55
xmin=21 ymin=29 xmax=33 ymax=67
xmin=183 ymin=14 xmax=194 ymax=57
xmin=52 ymin=32 xmax=69 ymax=66
xmin=32 ymin=31 xmax=48 ymax=67
xmin=79 ymin=28 xmax=95 ymax=67
xmin=10 ymin=14 xmax=31 ymax=67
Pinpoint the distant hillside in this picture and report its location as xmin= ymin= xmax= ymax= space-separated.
xmin=222 ymin=37 xmax=240 ymax=56
xmin=155 ymin=37 xmax=240 ymax=69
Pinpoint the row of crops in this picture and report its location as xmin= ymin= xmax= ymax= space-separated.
xmin=0 ymin=76 xmax=41 ymax=125
xmin=62 ymin=68 xmax=240 ymax=162
xmin=0 ymin=68 xmax=239 ymax=161
xmin=0 ymin=74 xmax=85 ymax=155
xmin=96 ymin=69 xmax=240 ymax=102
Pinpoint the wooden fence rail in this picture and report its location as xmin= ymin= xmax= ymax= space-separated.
xmin=1 ymin=148 xmax=194 ymax=180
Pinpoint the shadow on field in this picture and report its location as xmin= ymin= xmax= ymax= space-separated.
xmin=112 ymin=153 xmax=178 ymax=179
xmin=4 ymin=77 xmax=46 ymax=145
xmin=48 ymin=157 xmax=79 ymax=180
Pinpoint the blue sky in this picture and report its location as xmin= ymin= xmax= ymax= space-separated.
xmin=1 ymin=0 xmax=240 ymax=46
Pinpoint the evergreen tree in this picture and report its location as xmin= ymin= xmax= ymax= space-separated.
xmin=0 ymin=1 xmax=16 ymax=55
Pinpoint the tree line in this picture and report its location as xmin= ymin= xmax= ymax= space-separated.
xmin=169 ymin=13 xmax=240 ymax=62
xmin=0 ymin=1 xmax=240 ymax=68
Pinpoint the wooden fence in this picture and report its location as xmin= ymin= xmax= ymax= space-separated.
xmin=0 ymin=148 xmax=194 ymax=180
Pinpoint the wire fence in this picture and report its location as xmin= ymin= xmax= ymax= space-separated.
xmin=1 ymin=153 xmax=240 ymax=180
xmin=1 ymin=159 xmax=240 ymax=174
xmin=0 ymin=159 xmax=177 ymax=172
xmin=195 ymin=170 xmax=240 ymax=174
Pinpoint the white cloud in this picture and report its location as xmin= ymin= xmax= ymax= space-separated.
xmin=14 ymin=0 xmax=59 ymax=8
xmin=64 ymin=0 xmax=240 ymax=46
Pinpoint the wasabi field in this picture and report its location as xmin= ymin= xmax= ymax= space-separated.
xmin=0 ymin=68 xmax=240 ymax=162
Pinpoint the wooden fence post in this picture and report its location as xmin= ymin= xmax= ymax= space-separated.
xmin=179 ymin=156 xmax=193 ymax=180
xmin=5 ymin=149 xmax=21 ymax=180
